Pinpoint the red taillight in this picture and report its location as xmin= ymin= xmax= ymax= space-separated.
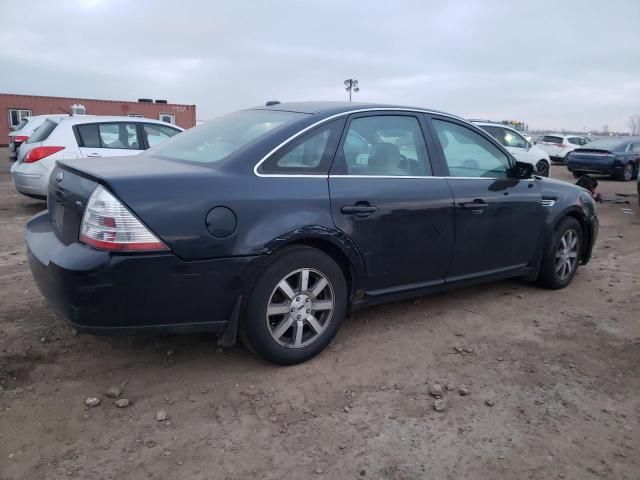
xmin=13 ymin=135 xmax=29 ymax=143
xmin=79 ymin=185 xmax=168 ymax=252
xmin=24 ymin=146 xmax=65 ymax=163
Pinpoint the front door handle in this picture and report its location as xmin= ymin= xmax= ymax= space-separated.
xmin=341 ymin=204 xmax=378 ymax=216
xmin=86 ymin=153 xmax=102 ymax=157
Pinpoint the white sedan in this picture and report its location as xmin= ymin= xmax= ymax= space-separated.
xmin=473 ymin=122 xmax=552 ymax=177
xmin=11 ymin=116 xmax=183 ymax=199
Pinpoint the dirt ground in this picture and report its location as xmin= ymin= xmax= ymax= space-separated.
xmin=0 ymin=148 xmax=639 ymax=480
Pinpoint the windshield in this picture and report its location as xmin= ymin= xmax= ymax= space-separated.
xmin=151 ymin=110 xmax=305 ymax=164
xmin=581 ymin=138 xmax=627 ymax=151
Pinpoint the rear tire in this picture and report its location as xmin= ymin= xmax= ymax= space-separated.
xmin=537 ymin=217 xmax=582 ymax=290
xmin=617 ymin=162 xmax=635 ymax=182
xmin=242 ymin=246 xmax=347 ymax=365
xmin=536 ymin=160 xmax=550 ymax=177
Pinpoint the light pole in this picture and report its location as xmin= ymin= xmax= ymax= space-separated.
xmin=344 ymin=78 xmax=359 ymax=102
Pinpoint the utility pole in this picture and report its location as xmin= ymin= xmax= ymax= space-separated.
xmin=344 ymin=78 xmax=359 ymax=102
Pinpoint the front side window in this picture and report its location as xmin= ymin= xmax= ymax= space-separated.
xmin=630 ymin=142 xmax=640 ymax=153
xmin=341 ymin=115 xmax=432 ymax=176
xmin=152 ymin=109 xmax=304 ymax=164
xmin=259 ymin=121 xmax=340 ymax=175
xmin=143 ymin=124 xmax=181 ymax=148
xmin=542 ymin=135 xmax=563 ymax=144
xmin=432 ymin=119 xmax=511 ymax=178
xmin=97 ymin=123 xmax=140 ymax=149
xmin=568 ymin=137 xmax=582 ymax=145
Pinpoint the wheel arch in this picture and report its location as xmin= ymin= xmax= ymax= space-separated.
xmin=554 ymin=208 xmax=592 ymax=263
xmin=247 ymin=226 xmax=367 ymax=304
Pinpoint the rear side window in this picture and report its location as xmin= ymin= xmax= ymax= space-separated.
xmin=433 ymin=119 xmax=510 ymax=178
xmin=26 ymin=120 xmax=58 ymax=143
xmin=143 ymin=124 xmax=181 ymax=148
xmin=542 ymin=135 xmax=563 ymax=144
xmin=630 ymin=142 xmax=640 ymax=152
xmin=568 ymin=137 xmax=582 ymax=145
xmin=259 ymin=120 xmax=342 ymax=175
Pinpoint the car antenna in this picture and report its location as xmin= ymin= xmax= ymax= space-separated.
xmin=58 ymin=107 xmax=72 ymax=116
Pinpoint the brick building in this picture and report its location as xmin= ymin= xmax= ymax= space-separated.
xmin=1 ymin=93 xmax=196 ymax=145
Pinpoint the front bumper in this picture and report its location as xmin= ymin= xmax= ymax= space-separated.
xmin=26 ymin=211 xmax=257 ymax=335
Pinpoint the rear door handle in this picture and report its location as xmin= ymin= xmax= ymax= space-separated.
xmin=460 ymin=199 xmax=488 ymax=214
xmin=341 ymin=204 xmax=378 ymax=216
xmin=86 ymin=153 xmax=102 ymax=157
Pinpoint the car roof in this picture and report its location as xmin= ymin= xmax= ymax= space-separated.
xmin=252 ymin=101 xmax=461 ymax=119
xmin=54 ymin=115 xmax=184 ymax=129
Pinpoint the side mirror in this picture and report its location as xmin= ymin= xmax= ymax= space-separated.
xmin=515 ymin=161 xmax=535 ymax=179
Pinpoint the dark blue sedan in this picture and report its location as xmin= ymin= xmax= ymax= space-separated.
xmin=567 ymin=137 xmax=640 ymax=181
xmin=26 ymin=102 xmax=598 ymax=364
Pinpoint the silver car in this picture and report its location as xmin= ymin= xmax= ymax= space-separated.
xmin=11 ymin=116 xmax=183 ymax=199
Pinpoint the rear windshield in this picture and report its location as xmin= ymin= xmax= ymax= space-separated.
xmin=542 ymin=135 xmax=563 ymax=144
xmin=26 ymin=119 xmax=59 ymax=143
xmin=151 ymin=110 xmax=304 ymax=164
xmin=579 ymin=138 xmax=628 ymax=151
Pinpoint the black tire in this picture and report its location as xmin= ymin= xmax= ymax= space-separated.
xmin=616 ymin=162 xmax=635 ymax=182
xmin=242 ymin=246 xmax=347 ymax=365
xmin=536 ymin=160 xmax=550 ymax=177
xmin=571 ymin=170 xmax=582 ymax=178
xmin=537 ymin=217 xmax=582 ymax=289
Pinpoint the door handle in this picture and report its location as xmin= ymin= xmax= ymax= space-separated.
xmin=460 ymin=199 xmax=488 ymax=214
xmin=86 ymin=153 xmax=102 ymax=157
xmin=341 ymin=204 xmax=378 ymax=216
xmin=461 ymin=199 xmax=488 ymax=209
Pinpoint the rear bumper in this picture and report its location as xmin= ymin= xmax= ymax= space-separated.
xmin=11 ymin=169 xmax=49 ymax=199
xmin=26 ymin=211 xmax=257 ymax=335
xmin=567 ymin=161 xmax=620 ymax=176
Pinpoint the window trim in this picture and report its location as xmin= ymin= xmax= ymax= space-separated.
xmin=253 ymin=108 xmax=463 ymax=178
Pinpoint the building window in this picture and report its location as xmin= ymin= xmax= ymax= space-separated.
xmin=159 ymin=113 xmax=175 ymax=124
xmin=8 ymin=108 xmax=32 ymax=128
xmin=128 ymin=114 xmax=144 ymax=118
xmin=70 ymin=104 xmax=86 ymax=115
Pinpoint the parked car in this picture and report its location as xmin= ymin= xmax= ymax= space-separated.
xmin=10 ymin=116 xmax=183 ymax=199
xmin=8 ymin=114 xmax=70 ymax=161
xmin=535 ymin=134 xmax=590 ymax=164
xmin=473 ymin=121 xmax=552 ymax=176
xmin=26 ymin=102 xmax=598 ymax=365
xmin=567 ymin=137 xmax=640 ymax=181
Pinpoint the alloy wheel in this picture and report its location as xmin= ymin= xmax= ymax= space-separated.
xmin=537 ymin=161 xmax=550 ymax=177
xmin=623 ymin=163 xmax=633 ymax=181
xmin=266 ymin=268 xmax=335 ymax=348
xmin=555 ymin=229 xmax=579 ymax=280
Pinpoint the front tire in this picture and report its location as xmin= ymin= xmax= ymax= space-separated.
xmin=536 ymin=160 xmax=550 ymax=177
xmin=243 ymin=246 xmax=347 ymax=365
xmin=537 ymin=217 xmax=582 ymax=289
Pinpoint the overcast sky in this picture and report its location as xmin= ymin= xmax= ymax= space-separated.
xmin=1 ymin=0 xmax=639 ymax=131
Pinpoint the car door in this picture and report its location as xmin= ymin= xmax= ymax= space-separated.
xmin=75 ymin=122 xmax=144 ymax=158
xmin=328 ymin=112 xmax=455 ymax=293
xmin=427 ymin=116 xmax=544 ymax=281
